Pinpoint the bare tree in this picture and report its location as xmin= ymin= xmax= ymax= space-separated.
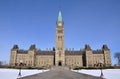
xmin=114 ymin=52 xmax=120 ymax=66
xmin=0 ymin=61 xmax=2 ymax=66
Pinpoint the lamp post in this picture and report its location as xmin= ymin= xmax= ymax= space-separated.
xmin=99 ymin=61 xmax=104 ymax=78
xmin=18 ymin=60 xmax=23 ymax=77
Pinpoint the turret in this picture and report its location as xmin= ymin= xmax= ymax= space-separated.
xmin=9 ymin=44 xmax=19 ymax=66
xmin=28 ymin=44 xmax=36 ymax=67
xmin=85 ymin=44 xmax=91 ymax=51
xmin=102 ymin=45 xmax=109 ymax=51
xmin=84 ymin=44 xmax=93 ymax=67
xmin=12 ymin=44 xmax=19 ymax=50
xmin=29 ymin=44 xmax=36 ymax=50
xmin=102 ymin=45 xmax=111 ymax=66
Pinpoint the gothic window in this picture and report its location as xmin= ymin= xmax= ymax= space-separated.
xmin=61 ymin=36 xmax=62 ymax=39
xmin=58 ymin=36 xmax=63 ymax=41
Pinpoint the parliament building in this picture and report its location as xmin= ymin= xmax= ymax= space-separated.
xmin=9 ymin=11 xmax=112 ymax=68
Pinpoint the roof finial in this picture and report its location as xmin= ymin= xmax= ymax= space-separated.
xmin=59 ymin=0 xmax=61 ymax=11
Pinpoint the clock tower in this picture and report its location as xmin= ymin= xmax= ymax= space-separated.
xmin=55 ymin=10 xmax=65 ymax=66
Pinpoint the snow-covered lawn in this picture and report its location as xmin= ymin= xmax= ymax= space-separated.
xmin=0 ymin=68 xmax=49 ymax=79
xmin=72 ymin=69 xmax=120 ymax=79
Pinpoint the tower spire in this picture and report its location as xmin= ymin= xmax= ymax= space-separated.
xmin=58 ymin=10 xmax=62 ymax=21
xmin=58 ymin=0 xmax=62 ymax=22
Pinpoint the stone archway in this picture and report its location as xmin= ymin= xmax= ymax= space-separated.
xmin=58 ymin=61 xmax=62 ymax=66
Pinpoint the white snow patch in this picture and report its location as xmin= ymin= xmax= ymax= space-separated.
xmin=72 ymin=69 xmax=120 ymax=79
xmin=0 ymin=68 xmax=49 ymax=79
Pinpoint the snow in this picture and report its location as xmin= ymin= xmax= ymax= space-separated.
xmin=1 ymin=68 xmax=120 ymax=79
xmin=0 ymin=68 xmax=49 ymax=79
xmin=72 ymin=69 xmax=120 ymax=79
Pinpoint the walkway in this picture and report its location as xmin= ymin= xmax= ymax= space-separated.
xmin=19 ymin=67 xmax=102 ymax=79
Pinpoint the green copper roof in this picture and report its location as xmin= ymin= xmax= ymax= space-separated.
xmin=58 ymin=11 xmax=62 ymax=21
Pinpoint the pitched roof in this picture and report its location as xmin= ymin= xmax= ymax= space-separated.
xmin=85 ymin=44 xmax=91 ymax=50
xmin=17 ymin=49 xmax=104 ymax=55
xmin=18 ymin=50 xmax=28 ymax=54
xmin=29 ymin=44 xmax=36 ymax=50
xmin=93 ymin=50 xmax=103 ymax=54
xmin=102 ymin=45 xmax=110 ymax=50
xmin=65 ymin=50 xmax=83 ymax=55
xmin=36 ymin=50 xmax=55 ymax=55
xmin=12 ymin=45 xmax=19 ymax=50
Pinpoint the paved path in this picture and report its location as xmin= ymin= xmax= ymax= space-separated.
xmin=19 ymin=67 xmax=102 ymax=79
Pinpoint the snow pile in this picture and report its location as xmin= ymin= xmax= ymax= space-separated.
xmin=72 ymin=69 xmax=120 ymax=79
xmin=0 ymin=68 xmax=49 ymax=79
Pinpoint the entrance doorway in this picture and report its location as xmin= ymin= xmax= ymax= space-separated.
xmin=58 ymin=61 xmax=62 ymax=66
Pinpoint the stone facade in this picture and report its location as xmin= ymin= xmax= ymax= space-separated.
xmin=9 ymin=10 xmax=112 ymax=68
xmin=9 ymin=44 xmax=112 ymax=68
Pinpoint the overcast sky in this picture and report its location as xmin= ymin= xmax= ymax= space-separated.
xmin=0 ymin=0 xmax=120 ymax=65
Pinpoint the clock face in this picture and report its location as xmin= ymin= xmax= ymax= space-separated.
xmin=58 ymin=23 xmax=62 ymax=26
